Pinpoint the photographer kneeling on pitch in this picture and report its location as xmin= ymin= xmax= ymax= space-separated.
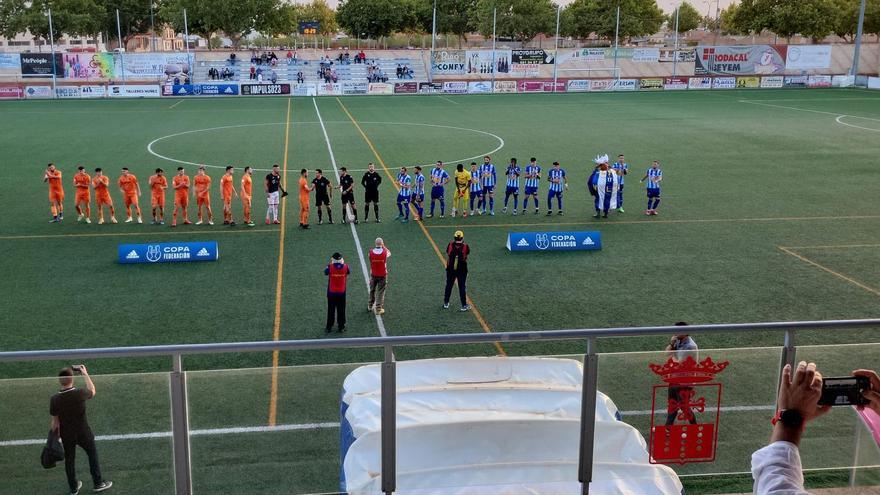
xmin=50 ymin=365 xmax=113 ymax=494
xmin=751 ymin=362 xmax=879 ymax=494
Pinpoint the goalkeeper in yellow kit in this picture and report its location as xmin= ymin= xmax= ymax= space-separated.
xmin=451 ymin=163 xmax=471 ymax=218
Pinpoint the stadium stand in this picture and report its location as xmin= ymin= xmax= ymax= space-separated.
xmin=193 ymin=53 xmax=428 ymax=83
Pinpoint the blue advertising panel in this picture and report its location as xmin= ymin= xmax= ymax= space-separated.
xmin=118 ymin=241 xmax=219 ymax=264
xmin=167 ymin=83 xmax=239 ymax=96
xmin=506 ymin=231 xmax=602 ymax=252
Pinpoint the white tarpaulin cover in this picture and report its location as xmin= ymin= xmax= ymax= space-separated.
xmin=339 ymin=357 xmax=683 ymax=494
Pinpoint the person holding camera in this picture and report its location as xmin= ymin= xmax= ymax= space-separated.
xmin=665 ymin=324 xmax=698 ymax=426
xmin=752 ymin=363 xmax=880 ymax=494
xmin=50 ymin=365 xmax=113 ymax=494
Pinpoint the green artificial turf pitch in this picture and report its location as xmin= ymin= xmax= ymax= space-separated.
xmin=1 ymin=89 xmax=880 ymax=493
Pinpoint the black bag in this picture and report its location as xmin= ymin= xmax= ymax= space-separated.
xmin=40 ymin=429 xmax=64 ymax=469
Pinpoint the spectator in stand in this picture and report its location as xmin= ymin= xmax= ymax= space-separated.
xmin=396 ymin=64 xmax=402 ymax=79
xmin=250 ymin=51 xmax=258 ymax=65
xmin=173 ymin=76 xmax=180 ymax=85
xmin=344 ymin=51 xmax=351 ymax=64
xmin=256 ymin=67 xmax=263 ymax=79
xmin=330 ymin=69 xmax=338 ymax=83
xmin=257 ymin=72 xmax=263 ymax=83
xmin=752 ymin=365 xmax=879 ymax=494
xmin=358 ymin=50 xmax=366 ymax=63
xmin=249 ymin=65 xmax=256 ymax=80
xmin=229 ymin=53 xmax=236 ymax=65
xmin=286 ymin=50 xmax=293 ymax=64
xmin=296 ymin=71 xmax=304 ymax=84
xmin=270 ymin=70 xmax=277 ymax=84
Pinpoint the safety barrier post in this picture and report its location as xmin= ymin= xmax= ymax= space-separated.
xmin=381 ymin=345 xmax=397 ymax=494
xmin=579 ymin=337 xmax=599 ymax=495
xmin=170 ymin=354 xmax=193 ymax=495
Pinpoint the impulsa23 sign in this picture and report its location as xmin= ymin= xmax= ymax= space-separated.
xmin=648 ymin=355 xmax=729 ymax=464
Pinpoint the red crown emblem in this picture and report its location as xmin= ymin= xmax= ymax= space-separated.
xmin=649 ymin=356 xmax=729 ymax=385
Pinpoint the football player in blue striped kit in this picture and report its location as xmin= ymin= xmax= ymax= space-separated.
xmin=427 ymin=161 xmax=449 ymax=218
xmin=479 ymin=155 xmax=497 ymax=215
xmin=468 ymin=162 xmax=483 ymax=216
xmin=612 ymin=154 xmax=628 ymax=213
xmin=412 ymin=166 xmax=426 ymax=221
xmin=395 ymin=167 xmax=413 ymax=223
xmin=640 ymin=160 xmax=663 ymax=215
xmin=502 ymin=158 xmax=521 ymax=215
xmin=521 ymin=157 xmax=541 ymax=215
xmin=546 ymin=161 xmax=568 ymax=215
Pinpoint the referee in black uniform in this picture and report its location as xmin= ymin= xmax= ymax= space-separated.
xmin=50 ymin=365 xmax=113 ymax=494
xmin=361 ymin=162 xmax=382 ymax=223
xmin=312 ymin=169 xmax=333 ymax=224
xmin=338 ymin=167 xmax=359 ymax=224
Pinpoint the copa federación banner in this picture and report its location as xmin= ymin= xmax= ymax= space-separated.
xmin=507 ymin=231 xmax=602 ymax=252
xmin=62 ymin=52 xmax=191 ymax=80
xmin=118 ymin=241 xmax=219 ymax=264
xmin=695 ymin=45 xmax=786 ymax=75
xmin=162 ymin=83 xmax=239 ymax=96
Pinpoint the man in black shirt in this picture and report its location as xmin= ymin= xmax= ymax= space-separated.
xmin=50 ymin=365 xmax=113 ymax=494
xmin=361 ymin=162 xmax=382 ymax=223
xmin=443 ymin=230 xmax=471 ymax=312
xmin=338 ymin=167 xmax=359 ymax=224
xmin=265 ymin=164 xmax=282 ymax=225
xmin=312 ymin=169 xmax=333 ymax=224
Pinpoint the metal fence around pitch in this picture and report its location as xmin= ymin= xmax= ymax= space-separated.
xmin=2 ymin=318 xmax=880 ymax=494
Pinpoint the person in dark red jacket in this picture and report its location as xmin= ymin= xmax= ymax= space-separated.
xmin=443 ymin=230 xmax=471 ymax=311
xmin=325 ymin=252 xmax=350 ymax=333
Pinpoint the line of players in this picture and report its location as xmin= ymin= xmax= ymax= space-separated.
xmin=388 ymin=154 xmax=663 ymax=222
xmin=43 ymin=163 xmax=257 ymax=227
xmin=42 ymin=155 xmax=663 ymax=226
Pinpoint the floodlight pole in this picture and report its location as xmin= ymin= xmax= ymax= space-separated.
xmin=672 ymin=3 xmax=680 ymax=78
xmin=612 ymin=5 xmax=620 ymax=81
xmin=430 ymin=0 xmax=437 ymax=82
xmin=47 ymin=8 xmax=57 ymax=95
xmin=552 ymin=4 xmax=561 ymax=92
xmin=491 ymin=8 xmax=497 ymax=88
xmin=851 ymin=0 xmax=867 ymax=77
xmin=116 ymin=9 xmax=127 ymax=84
xmin=183 ymin=9 xmax=191 ymax=82
xmin=150 ymin=1 xmax=156 ymax=51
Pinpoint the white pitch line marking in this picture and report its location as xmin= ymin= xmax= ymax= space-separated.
xmin=313 ymin=98 xmax=388 ymax=338
xmin=739 ymin=99 xmax=880 ymax=133
xmin=437 ymin=95 xmax=459 ymax=105
xmin=835 ymin=115 xmax=880 ymax=132
xmin=0 ymin=404 xmax=781 ymax=447
xmin=147 ymin=121 xmax=504 ymax=172
xmin=168 ymin=99 xmax=185 ymax=109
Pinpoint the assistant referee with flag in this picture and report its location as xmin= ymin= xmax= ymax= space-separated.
xmin=443 ymin=230 xmax=471 ymax=311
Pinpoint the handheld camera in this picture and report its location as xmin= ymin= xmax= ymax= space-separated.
xmin=819 ymin=376 xmax=871 ymax=407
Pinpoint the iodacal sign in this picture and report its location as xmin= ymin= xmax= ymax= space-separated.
xmin=118 ymin=241 xmax=219 ymax=264
xmin=506 ymin=231 xmax=602 ymax=252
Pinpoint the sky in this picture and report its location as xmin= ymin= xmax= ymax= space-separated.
xmin=309 ymin=0 xmax=736 ymax=15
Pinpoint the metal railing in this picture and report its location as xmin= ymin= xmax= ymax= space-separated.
xmin=2 ymin=318 xmax=880 ymax=495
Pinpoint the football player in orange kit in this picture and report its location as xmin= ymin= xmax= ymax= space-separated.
xmin=73 ymin=166 xmax=91 ymax=224
xmin=149 ymin=168 xmax=168 ymax=225
xmin=92 ymin=168 xmax=117 ymax=224
xmin=117 ymin=167 xmax=143 ymax=224
xmin=240 ymin=166 xmax=255 ymax=227
xmin=194 ymin=166 xmax=213 ymax=225
xmin=220 ymin=166 xmax=238 ymax=226
xmin=43 ymin=163 xmax=64 ymax=222
xmin=298 ymin=168 xmax=311 ymax=229
xmin=171 ymin=167 xmax=192 ymax=227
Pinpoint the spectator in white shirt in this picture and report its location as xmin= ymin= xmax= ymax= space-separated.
xmin=751 ymin=363 xmax=880 ymax=494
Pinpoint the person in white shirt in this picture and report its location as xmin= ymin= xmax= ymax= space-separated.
xmin=751 ymin=363 xmax=880 ymax=494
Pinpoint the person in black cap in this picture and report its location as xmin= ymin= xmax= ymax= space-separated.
xmin=443 ymin=230 xmax=471 ymax=311
xmin=324 ymin=253 xmax=350 ymax=332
